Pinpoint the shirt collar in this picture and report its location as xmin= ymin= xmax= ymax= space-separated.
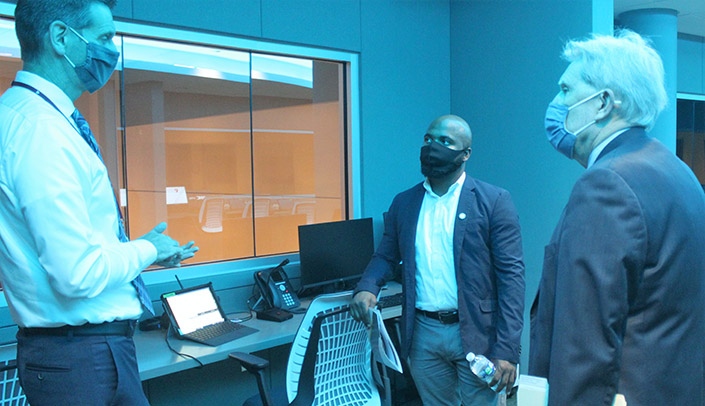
xmin=423 ymin=171 xmax=466 ymax=197
xmin=14 ymin=71 xmax=76 ymax=118
xmin=587 ymin=128 xmax=630 ymax=168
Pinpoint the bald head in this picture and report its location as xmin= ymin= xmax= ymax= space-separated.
xmin=420 ymin=114 xmax=472 ymax=194
xmin=427 ymin=115 xmax=472 ymax=150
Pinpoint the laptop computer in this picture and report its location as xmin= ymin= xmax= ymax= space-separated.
xmin=161 ymin=282 xmax=258 ymax=346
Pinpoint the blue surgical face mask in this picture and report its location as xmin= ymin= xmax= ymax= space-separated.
xmin=544 ymin=91 xmax=602 ymax=159
xmin=64 ymin=26 xmax=119 ymax=93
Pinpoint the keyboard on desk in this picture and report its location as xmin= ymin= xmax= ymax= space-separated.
xmin=183 ymin=320 xmax=258 ymax=347
xmin=377 ymin=292 xmax=403 ymax=309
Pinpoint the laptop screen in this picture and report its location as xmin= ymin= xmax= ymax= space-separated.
xmin=162 ymin=284 xmax=225 ymax=334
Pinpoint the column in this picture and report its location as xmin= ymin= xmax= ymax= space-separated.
xmin=617 ymin=8 xmax=678 ymax=152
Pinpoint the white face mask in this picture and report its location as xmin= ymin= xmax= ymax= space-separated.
xmin=544 ymin=91 xmax=602 ymax=159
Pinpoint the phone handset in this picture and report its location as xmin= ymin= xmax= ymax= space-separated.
xmin=254 ymin=259 xmax=301 ymax=310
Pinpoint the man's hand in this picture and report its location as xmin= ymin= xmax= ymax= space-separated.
xmin=138 ymin=222 xmax=199 ymax=267
xmin=177 ymin=240 xmax=199 ymax=262
xmin=488 ymin=359 xmax=517 ymax=394
xmin=154 ymin=241 xmax=199 ymax=268
xmin=350 ymin=291 xmax=377 ymax=326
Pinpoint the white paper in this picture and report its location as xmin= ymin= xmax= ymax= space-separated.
xmin=517 ymin=374 xmax=548 ymax=406
xmin=370 ymin=308 xmax=403 ymax=373
xmin=166 ymin=186 xmax=188 ymax=205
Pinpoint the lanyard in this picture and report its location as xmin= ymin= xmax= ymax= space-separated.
xmin=11 ymin=81 xmax=80 ymax=134
xmin=12 ymin=80 xmax=128 ymax=237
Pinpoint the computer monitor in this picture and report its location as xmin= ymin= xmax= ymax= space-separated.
xmin=298 ymin=217 xmax=374 ymax=294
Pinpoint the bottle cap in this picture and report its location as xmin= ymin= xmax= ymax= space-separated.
xmin=466 ymin=352 xmax=475 ymax=362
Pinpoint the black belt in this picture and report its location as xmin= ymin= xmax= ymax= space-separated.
xmin=416 ymin=309 xmax=459 ymax=324
xmin=20 ymin=320 xmax=136 ymax=337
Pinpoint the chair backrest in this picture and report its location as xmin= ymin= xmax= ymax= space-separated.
xmin=198 ymin=196 xmax=224 ymax=233
xmin=253 ymin=199 xmax=271 ymax=217
xmin=286 ymin=291 xmax=380 ymax=406
xmin=0 ymin=360 xmax=27 ymax=406
xmin=242 ymin=198 xmax=271 ymax=218
xmin=291 ymin=201 xmax=315 ymax=224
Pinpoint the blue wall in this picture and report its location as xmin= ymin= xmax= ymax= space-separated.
xmin=449 ymin=0 xmax=594 ymax=369
xmin=678 ymin=34 xmax=705 ymax=94
xmin=359 ymin=1 xmax=452 ymax=222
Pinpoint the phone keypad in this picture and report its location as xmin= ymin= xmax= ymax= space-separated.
xmin=275 ymin=282 xmax=297 ymax=308
xmin=283 ymin=293 xmax=296 ymax=307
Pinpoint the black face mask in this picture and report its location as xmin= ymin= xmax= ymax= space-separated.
xmin=420 ymin=142 xmax=467 ymax=178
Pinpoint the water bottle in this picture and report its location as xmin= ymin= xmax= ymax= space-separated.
xmin=466 ymin=352 xmax=496 ymax=383
xmin=466 ymin=352 xmax=507 ymax=406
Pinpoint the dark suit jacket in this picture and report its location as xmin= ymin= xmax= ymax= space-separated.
xmin=355 ymin=175 xmax=525 ymax=363
xmin=529 ymin=128 xmax=705 ymax=405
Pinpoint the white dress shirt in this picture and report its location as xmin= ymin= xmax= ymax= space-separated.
xmin=414 ymin=172 xmax=465 ymax=311
xmin=0 ymin=71 xmax=156 ymax=327
xmin=587 ymin=128 xmax=630 ymax=168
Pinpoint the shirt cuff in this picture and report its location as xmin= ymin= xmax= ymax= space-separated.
xmin=130 ymin=238 xmax=158 ymax=267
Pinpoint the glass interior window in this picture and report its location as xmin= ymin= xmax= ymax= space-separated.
xmin=251 ymin=55 xmax=346 ymax=256
xmin=0 ymin=16 xmax=351 ymax=269
xmin=121 ymin=38 xmax=254 ymax=264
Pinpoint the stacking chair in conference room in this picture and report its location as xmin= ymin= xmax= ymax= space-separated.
xmin=253 ymin=198 xmax=271 ymax=217
xmin=0 ymin=360 xmax=27 ymax=406
xmin=242 ymin=198 xmax=271 ymax=218
xmin=291 ymin=201 xmax=315 ymax=224
xmin=198 ymin=196 xmax=225 ymax=233
xmin=230 ymin=291 xmax=389 ymax=406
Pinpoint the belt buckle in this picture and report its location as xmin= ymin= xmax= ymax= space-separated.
xmin=437 ymin=311 xmax=457 ymax=324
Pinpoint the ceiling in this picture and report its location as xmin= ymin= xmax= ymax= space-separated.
xmin=614 ymin=0 xmax=705 ymax=38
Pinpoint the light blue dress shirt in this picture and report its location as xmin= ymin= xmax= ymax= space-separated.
xmin=0 ymin=71 xmax=156 ymax=327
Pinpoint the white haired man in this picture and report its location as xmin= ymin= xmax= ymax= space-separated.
xmin=530 ymin=29 xmax=705 ymax=405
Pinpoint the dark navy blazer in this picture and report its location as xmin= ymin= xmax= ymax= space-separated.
xmin=355 ymin=175 xmax=525 ymax=363
xmin=529 ymin=128 xmax=705 ymax=405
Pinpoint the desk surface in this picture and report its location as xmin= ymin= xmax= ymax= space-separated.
xmin=0 ymin=284 xmax=402 ymax=381
xmin=136 ymin=284 xmax=402 ymax=380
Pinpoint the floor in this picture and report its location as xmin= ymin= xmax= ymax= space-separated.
xmin=389 ymin=368 xmax=518 ymax=406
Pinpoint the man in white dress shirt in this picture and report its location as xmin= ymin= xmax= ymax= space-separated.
xmin=351 ymin=115 xmax=525 ymax=405
xmin=0 ymin=1 xmax=197 ymax=404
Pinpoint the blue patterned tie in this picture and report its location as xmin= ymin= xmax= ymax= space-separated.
xmin=72 ymin=109 xmax=155 ymax=315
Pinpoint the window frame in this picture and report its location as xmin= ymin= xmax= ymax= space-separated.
xmin=676 ymin=92 xmax=705 ymax=187
xmin=0 ymin=4 xmax=361 ymax=289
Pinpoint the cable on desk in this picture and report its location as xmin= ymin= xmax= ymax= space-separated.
xmin=164 ymin=329 xmax=204 ymax=368
xmin=247 ymin=286 xmax=266 ymax=312
xmin=229 ymin=310 xmax=254 ymax=323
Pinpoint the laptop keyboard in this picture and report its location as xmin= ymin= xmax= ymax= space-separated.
xmin=377 ymin=292 xmax=403 ymax=308
xmin=189 ymin=321 xmax=244 ymax=342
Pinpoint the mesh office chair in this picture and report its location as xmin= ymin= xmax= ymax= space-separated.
xmin=0 ymin=360 xmax=27 ymax=406
xmin=231 ymin=291 xmax=387 ymax=406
